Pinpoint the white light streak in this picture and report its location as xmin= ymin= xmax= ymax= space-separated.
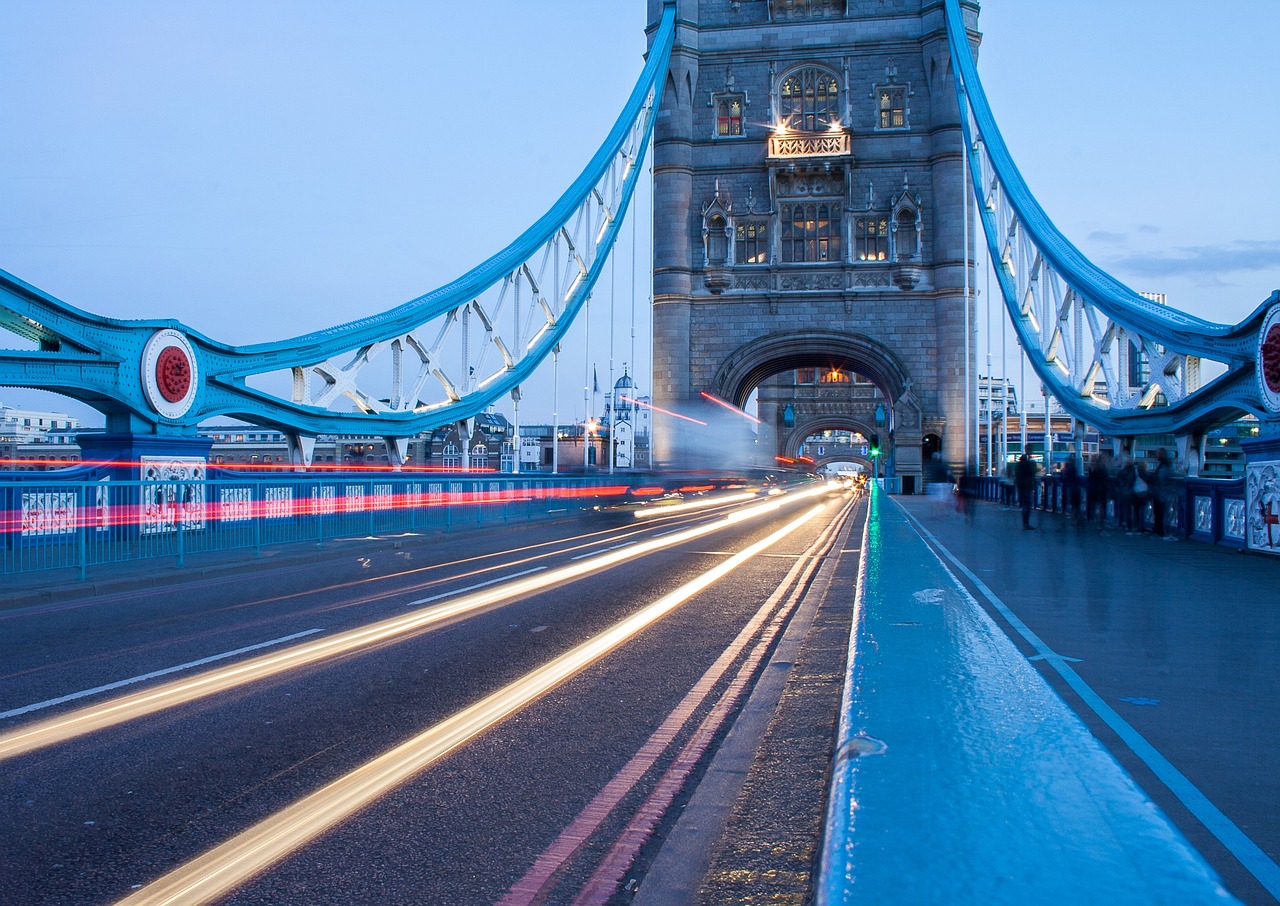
xmin=632 ymin=491 xmax=757 ymax=519
xmin=0 ymin=630 xmax=322 ymax=722
xmin=0 ymin=483 xmax=832 ymax=762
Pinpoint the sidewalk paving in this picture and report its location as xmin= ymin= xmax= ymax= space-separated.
xmin=894 ymin=494 xmax=1280 ymax=905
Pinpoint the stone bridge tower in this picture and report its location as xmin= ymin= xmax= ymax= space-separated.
xmin=647 ymin=0 xmax=979 ymax=488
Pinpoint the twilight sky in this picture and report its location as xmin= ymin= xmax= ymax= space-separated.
xmin=1 ymin=1 xmax=1276 ymax=426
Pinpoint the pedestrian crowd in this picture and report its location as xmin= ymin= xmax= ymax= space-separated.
xmin=1006 ymin=446 xmax=1181 ymax=539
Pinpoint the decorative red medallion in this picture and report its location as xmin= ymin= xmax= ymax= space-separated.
xmin=1262 ymin=323 xmax=1280 ymax=394
xmin=141 ymin=328 xmax=199 ymax=419
xmin=155 ymin=345 xmax=192 ymax=403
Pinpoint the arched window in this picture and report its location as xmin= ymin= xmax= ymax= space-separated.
xmin=895 ymin=208 xmax=919 ymax=260
xmin=471 ymin=443 xmax=488 ymax=471
xmin=707 ymin=214 xmax=729 ymax=266
xmin=779 ymin=68 xmax=840 ymax=132
xmin=442 ymin=443 xmax=460 ymax=470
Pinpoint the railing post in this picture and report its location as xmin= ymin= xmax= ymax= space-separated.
xmin=176 ymin=499 xmax=185 ymax=568
xmin=254 ymin=483 xmax=263 ymax=556
xmin=77 ymin=482 xmax=88 ymax=581
xmin=316 ymin=486 xmax=325 ymax=548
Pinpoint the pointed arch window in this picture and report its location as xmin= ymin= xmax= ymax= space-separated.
xmin=706 ymin=214 xmax=729 ymax=266
xmin=894 ymin=208 xmax=919 ymax=260
xmin=779 ymin=68 xmax=840 ymax=132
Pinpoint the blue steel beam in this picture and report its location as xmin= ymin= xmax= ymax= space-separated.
xmin=943 ymin=0 xmax=1280 ymax=437
xmin=0 ymin=2 xmax=677 ymax=449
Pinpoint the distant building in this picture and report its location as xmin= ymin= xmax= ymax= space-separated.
xmin=0 ymin=402 xmax=82 ymax=470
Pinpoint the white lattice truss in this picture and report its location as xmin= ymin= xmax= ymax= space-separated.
xmin=945 ymin=0 xmax=1271 ymax=438
xmin=269 ymin=116 xmax=648 ymax=424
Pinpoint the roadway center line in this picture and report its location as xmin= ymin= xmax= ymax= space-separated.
xmin=405 ymin=567 xmax=548 ymax=607
xmin=896 ymin=503 xmax=1280 ymax=901
xmin=571 ymin=543 xmax=631 ymax=561
xmin=0 ymin=629 xmax=323 ymax=722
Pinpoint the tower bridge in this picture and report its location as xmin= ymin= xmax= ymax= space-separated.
xmin=2 ymin=4 xmax=1280 ymax=901
xmin=0 ymin=0 xmax=1276 ymax=488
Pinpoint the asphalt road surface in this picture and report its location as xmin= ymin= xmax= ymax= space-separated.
xmin=1 ymin=482 xmax=860 ymax=905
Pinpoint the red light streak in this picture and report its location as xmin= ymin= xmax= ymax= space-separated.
xmin=618 ymin=396 xmax=707 ymax=426
xmin=0 ymin=483 xmax=633 ymax=536
xmin=698 ymin=391 xmax=762 ymax=425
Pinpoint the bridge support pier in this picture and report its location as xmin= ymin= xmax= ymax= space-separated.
xmin=76 ymin=434 xmax=213 ymax=482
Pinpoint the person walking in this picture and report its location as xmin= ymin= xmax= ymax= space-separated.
xmin=1150 ymin=447 xmax=1174 ymax=539
xmin=1086 ymin=450 xmax=1111 ymax=526
xmin=1015 ymin=453 xmax=1036 ymax=530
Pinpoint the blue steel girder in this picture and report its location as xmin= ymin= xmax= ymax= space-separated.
xmin=943 ymin=0 xmax=1280 ymax=438
xmin=0 ymin=2 xmax=677 ymax=457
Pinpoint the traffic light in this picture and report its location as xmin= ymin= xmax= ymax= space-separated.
xmin=870 ymin=433 xmax=881 ymax=456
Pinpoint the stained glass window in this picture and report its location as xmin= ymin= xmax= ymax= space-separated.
xmin=779 ymin=69 xmax=840 ymax=132
xmin=878 ymin=88 xmax=906 ymax=129
xmin=717 ymin=98 xmax=744 ymax=136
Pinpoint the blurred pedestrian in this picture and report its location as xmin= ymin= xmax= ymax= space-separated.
xmin=1062 ymin=453 xmax=1082 ymax=520
xmin=1015 ymin=453 xmax=1035 ymax=530
xmin=1086 ymin=450 xmax=1111 ymax=526
xmin=1150 ymin=447 xmax=1174 ymax=539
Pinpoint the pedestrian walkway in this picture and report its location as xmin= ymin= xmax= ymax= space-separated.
xmin=887 ymin=492 xmax=1280 ymax=905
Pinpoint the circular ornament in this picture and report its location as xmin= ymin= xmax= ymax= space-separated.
xmin=141 ymin=329 xmax=199 ymax=419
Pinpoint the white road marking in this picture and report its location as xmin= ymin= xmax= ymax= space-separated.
xmin=405 ymin=567 xmax=548 ymax=607
xmin=572 ymin=543 xmax=630 ymax=561
xmin=0 ymin=629 xmax=323 ymax=721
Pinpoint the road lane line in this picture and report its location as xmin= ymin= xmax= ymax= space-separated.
xmin=404 ymin=567 xmax=548 ymax=607
xmin=0 ymin=630 xmax=323 ymax=721
xmin=116 ymin=502 xmax=832 ymax=906
xmin=0 ymin=484 xmax=833 ymax=763
xmin=571 ymin=543 xmax=630 ymax=561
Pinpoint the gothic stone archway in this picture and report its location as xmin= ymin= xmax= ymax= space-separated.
xmin=712 ymin=329 xmax=924 ymax=486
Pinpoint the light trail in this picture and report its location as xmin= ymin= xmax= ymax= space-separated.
xmin=0 ymin=630 xmax=321 ymax=721
xmin=699 ymin=391 xmax=762 ymax=425
xmin=0 ymin=483 xmax=832 ymax=762
xmin=632 ymin=490 xmax=757 ymax=519
xmin=617 ymin=395 xmax=707 ymax=426
xmin=115 ymin=502 xmax=832 ymax=906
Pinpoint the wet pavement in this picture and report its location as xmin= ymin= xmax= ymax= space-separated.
xmin=892 ymin=493 xmax=1280 ymax=905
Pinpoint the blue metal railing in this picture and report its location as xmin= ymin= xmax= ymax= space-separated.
xmin=0 ymin=472 xmax=632 ymax=579
xmin=953 ymin=474 xmax=1246 ymax=546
